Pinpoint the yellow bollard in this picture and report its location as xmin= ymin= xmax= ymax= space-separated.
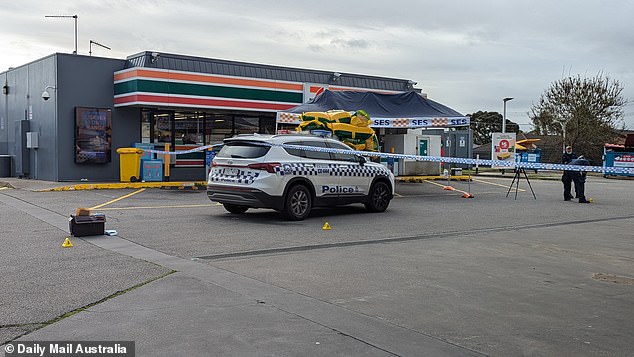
xmin=164 ymin=143 xmax=171 ymax=181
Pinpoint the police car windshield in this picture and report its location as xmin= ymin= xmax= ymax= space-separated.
xmin=217 ymin=141 xmax=270 ymax=159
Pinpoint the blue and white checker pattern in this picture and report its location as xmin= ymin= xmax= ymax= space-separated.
xmin=276 ymin=163 xmax=337 ymax=176
xmin=208 ymin=168 xmax=260 ymax=184
xmin=275 ymin=162 xmax=390 ymax=178
xmin=336 ymin=164 xmax=390 ymax=177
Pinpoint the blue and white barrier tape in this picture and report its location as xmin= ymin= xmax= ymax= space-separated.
xmin=142 ymin=144 xmax=224 ymax=156
xmin=278 ymin=144 xmax=634 ymax=175
xmin=136 ymin=142 xmax=634 ymax=175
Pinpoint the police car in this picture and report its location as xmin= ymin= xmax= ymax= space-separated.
xmin=207 ymin=134 xmax=394 ymax=220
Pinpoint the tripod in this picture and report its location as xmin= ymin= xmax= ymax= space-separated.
xmin=506 ymin=167 xmax=536 ymax=200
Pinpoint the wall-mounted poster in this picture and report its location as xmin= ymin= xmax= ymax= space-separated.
xmin=75 ymin=107 xmax=112 ymax=164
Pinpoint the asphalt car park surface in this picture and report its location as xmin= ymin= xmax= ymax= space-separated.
xmin=1 ymin=175 xmax=633 ymax=356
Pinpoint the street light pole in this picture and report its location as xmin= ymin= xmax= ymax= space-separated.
xmin=561 ymin=122 xmax=566 ymax=152
xmin=502 ymin=97 xmax=514 ymax=133
xmin=73 ymin=14 xmax=77 ymax=54
xmin=45 ymin=14 xmax=78 ymax=55
xmin=89 ymin=40 xmax=111 ymax=56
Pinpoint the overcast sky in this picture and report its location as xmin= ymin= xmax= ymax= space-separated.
xmin=2 ymin=0 xmax=633 ymax=130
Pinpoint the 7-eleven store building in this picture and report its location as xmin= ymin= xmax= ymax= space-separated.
xmin=0 ymin=51 xmax=415 ymax=182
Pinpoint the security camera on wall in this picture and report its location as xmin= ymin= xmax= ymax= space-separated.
xmin=41 ymin=90 xmax=50 ymax=101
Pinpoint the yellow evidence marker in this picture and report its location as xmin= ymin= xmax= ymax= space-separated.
xmin=62 ymin=237 xmax=73 ymax=248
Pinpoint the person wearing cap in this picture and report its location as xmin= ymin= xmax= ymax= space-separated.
xmin=561 ymin=146 xmax=578 ymax=200
xmin=567 ymin=155 xmax=591 ymax=203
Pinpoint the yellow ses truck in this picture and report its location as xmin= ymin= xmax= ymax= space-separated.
xmin=296 ymin=110 xmax=379 ymax=152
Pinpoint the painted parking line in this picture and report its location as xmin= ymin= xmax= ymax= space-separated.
xmin=472 ymin=178 xmax=526 ymax=192
xmin=89 ymin=188 xmax=146 ymax=210
xmin=393 ymin=191 xmax=501 ymax=198
xmin=423 ymin=179 xmax=475 ymax=197
xmin=96 ymin=203 xmax=217 ymax=211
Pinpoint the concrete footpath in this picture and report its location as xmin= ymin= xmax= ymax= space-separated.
xmin=0 ymin=178 xmax=206 ymax=191
xmin=0 ymin=178 xmax=481 ymax=356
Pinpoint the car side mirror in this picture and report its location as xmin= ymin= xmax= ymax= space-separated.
xmin=357 ymin=155 xmax=366 ymax=166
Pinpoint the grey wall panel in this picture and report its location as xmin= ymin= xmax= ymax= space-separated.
xmin=0 ymin=59 xmax=56 ymax=177
xmin=7 ymin=67 xmax=29 ymax=162
xmin=56 ymin=54 xmax=127 ymax=181
xmin=14 ymin=120 xmax=29 ymax=176
xmin=27 ymin=56 xmax=57 ymax=180
xmin=0 ymin=72 xmax=8 ymax=153
xmin=1 ymin=55 xmax=60 ymax=180
xmin=111 ymin=106 xmax=142 ymax=175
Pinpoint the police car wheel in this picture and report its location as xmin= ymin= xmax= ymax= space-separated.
xmin=223 ymin=203 xmax=249 ymax=214
xmin=365 ymin=182 xmax=390 ymax=213
xmin=284 ymin=184 xmax=312 ymax=221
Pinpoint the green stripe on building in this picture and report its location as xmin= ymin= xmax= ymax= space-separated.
xmin=115 ymin=79 xmax=303 ymax=103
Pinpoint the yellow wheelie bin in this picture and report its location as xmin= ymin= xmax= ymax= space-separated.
xmin=116 ymin=148 xmax=144 ymax=182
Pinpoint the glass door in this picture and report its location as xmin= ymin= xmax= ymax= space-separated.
xmin=152 ymin=110 xmax=174 ymax=149
xmin=173 ymin=111 xmax=205 ymax=167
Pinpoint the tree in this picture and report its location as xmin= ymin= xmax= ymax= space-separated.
xmin=529 ymin=74 xmax=626 ymax=163
xmin=468 ymin=111 xmax=520 ymax=145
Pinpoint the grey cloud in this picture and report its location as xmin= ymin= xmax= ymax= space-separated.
xmin=329 ymin=38 xmax=370 ymax=49
xmin=1 ymin=0 xmax=633 ymax=129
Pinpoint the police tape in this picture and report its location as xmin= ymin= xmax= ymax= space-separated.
xmin=142 ymin=144 xmax=223 ymax=156
xmin=138 ymin=142 xmax=634 ymax=175
xmin=278 ymin=144 xmax=634 ymax=175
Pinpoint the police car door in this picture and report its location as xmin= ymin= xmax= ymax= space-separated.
xmin=328 ymin=141 xmax=369 ymax=197
xmin=300 ymin=141 xmax=340 ymax=202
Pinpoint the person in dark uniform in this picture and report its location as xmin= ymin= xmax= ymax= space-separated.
xmin=561 ymin=146 xmax=577 ymax=200
xmin=568 ymin=155 xmax=591 ymax=203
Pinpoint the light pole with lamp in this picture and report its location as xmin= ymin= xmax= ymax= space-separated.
xmin=45 ymin=15 xmax=78 ymax=55
xmin=89 ymin=40 xmax=111 ymax=56
xmin=502 ymin=97 xmax=514 ymax=133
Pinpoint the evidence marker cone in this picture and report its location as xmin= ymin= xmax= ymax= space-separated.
xmin=62 ymin=237 xmax=73 ymax=248
xmin=322 ymin=222 xmax=332 ymax=230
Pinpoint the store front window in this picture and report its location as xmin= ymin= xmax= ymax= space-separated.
xmin=140 ymin=109 xmax=275 ymax=169
xmin=205 ymin=114 xmax=232 ymax=145
xmin=234 ymin=116 xmax=259 ymax=136
xmin=153 ymin=111 xmax=173 ymax=147
xmin=174 ymin=112 xmax=204 ymax=145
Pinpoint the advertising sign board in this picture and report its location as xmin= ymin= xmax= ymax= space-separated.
xmin=491 ymin=132 xmax=516 ymax=168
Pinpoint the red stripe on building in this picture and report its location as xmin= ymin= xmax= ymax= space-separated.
xmin=175 ymin=160 xmax=204 ymax=166
xmin=114 ymin=94 xmax=297 ymax=111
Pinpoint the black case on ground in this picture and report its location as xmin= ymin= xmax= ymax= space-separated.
xmin=69 ymin=214 xmax=106 ymax=237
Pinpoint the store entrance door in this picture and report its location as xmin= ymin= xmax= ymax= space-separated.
xmin=173 ymin=112 xmax=205 ymax=168
xmin=147 ymin=110 xmax=174 ymax=151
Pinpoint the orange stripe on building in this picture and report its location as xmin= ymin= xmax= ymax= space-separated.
xmin=113 ymin=69 xmax=140 ymax=81
xmin=115 ymin=68 xmax=303 ymax=91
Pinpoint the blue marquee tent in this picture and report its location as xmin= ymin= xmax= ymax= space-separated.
xmin=276 ymin=90 xmax=469 ymax=129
